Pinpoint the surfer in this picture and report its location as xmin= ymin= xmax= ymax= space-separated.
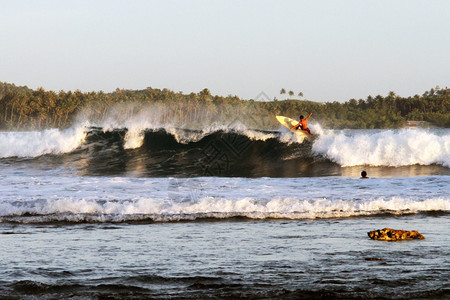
xmin=360 ymin=171 xmax=369 ymax=179
xmin=290 ymin=112 xmax=313 ymax=135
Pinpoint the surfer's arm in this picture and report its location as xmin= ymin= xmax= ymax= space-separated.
xmin=305 ymin=113 xmax=312 ymax=120
xmin=290 ymin=122 xmax=301 ymax=130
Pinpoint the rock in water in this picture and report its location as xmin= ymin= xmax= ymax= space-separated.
xmin=368 ymin=228 xmax=425 ymax=241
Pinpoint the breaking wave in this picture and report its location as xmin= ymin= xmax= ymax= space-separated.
xmin=0 ymin=124 xmax=448 ymax=177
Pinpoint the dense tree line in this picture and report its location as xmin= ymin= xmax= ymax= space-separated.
xmin=0 ymin=81 xmax=448 ymax=130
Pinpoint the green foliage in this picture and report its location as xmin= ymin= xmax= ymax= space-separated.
xmin=0 ymin=82 xmax=448 ymax=130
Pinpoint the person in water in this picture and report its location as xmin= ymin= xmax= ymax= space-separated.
xmin=291 ymin=112 xmax=313 ymax=135
xmin=360 ymin=171 xmax=369 ymax=179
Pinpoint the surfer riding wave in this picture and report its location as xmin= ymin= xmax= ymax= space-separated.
xmin=291 ymin=112 xmax=313 ymax=135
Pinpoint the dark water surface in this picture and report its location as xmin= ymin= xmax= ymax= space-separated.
xmin=1 ymin=215 xmax=448 ymax=299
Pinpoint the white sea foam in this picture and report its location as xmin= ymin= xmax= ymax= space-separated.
xmin=1 ymin=196 xmax=448 ymax=223
xmin=124 ymin=128 xmax=145 ymax=149
xmin=0 ymin=174 xmax=448 ymax=223
xmin=0 ymin=127 xmax=87 ymax=158
xmin=312 ymin=129 xmax=450 ymax=167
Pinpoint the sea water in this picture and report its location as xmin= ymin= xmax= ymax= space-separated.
xmin=0 ymin=125 xmax=448 ymax=298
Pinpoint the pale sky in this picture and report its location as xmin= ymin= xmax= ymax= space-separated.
xmin=0 ymin=0 xmax=449 ymax=102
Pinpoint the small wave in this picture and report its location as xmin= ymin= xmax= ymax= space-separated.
xmin=1 ymin=197 xmax=448 ymax=224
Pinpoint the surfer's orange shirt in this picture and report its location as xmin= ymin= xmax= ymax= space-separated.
xmin=291 ymin=113 xmax=312 ymax=133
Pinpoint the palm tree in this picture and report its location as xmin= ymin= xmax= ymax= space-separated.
xmin=280 ymin=88 xmax=286 ymax=95
xmin=298 ymin=92 xmax=303 ymax=98
xmin=288 ymin=90 xmax=294 ymax=97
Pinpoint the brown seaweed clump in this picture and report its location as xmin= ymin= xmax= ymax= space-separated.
xmin=368 ymin=227 xmax=425 ymax=241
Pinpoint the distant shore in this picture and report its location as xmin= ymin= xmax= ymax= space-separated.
xmin=0 ymin=82 xmax=448 ymax=130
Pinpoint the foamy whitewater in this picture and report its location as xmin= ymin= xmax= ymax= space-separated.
xmin=0 ymin=174 xmax=448 ymax=223
xmin=0 ymin=124 xmax=449 ymax=298
xmin=313 ymin=128 xmax=450 ymax=167
xmin=0 ymin=127 xmax=86 ymax=158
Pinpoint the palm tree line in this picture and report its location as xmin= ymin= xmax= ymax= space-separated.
xmin=0 ymin=82 xmax=448 ymax=130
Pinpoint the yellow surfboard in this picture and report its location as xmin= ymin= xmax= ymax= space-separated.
xmin=276 ymin=115 xmax=312 ymax=137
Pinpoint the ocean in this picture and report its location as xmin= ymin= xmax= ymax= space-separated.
xmin=0 ymin=123 xmax=449 ymax=299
